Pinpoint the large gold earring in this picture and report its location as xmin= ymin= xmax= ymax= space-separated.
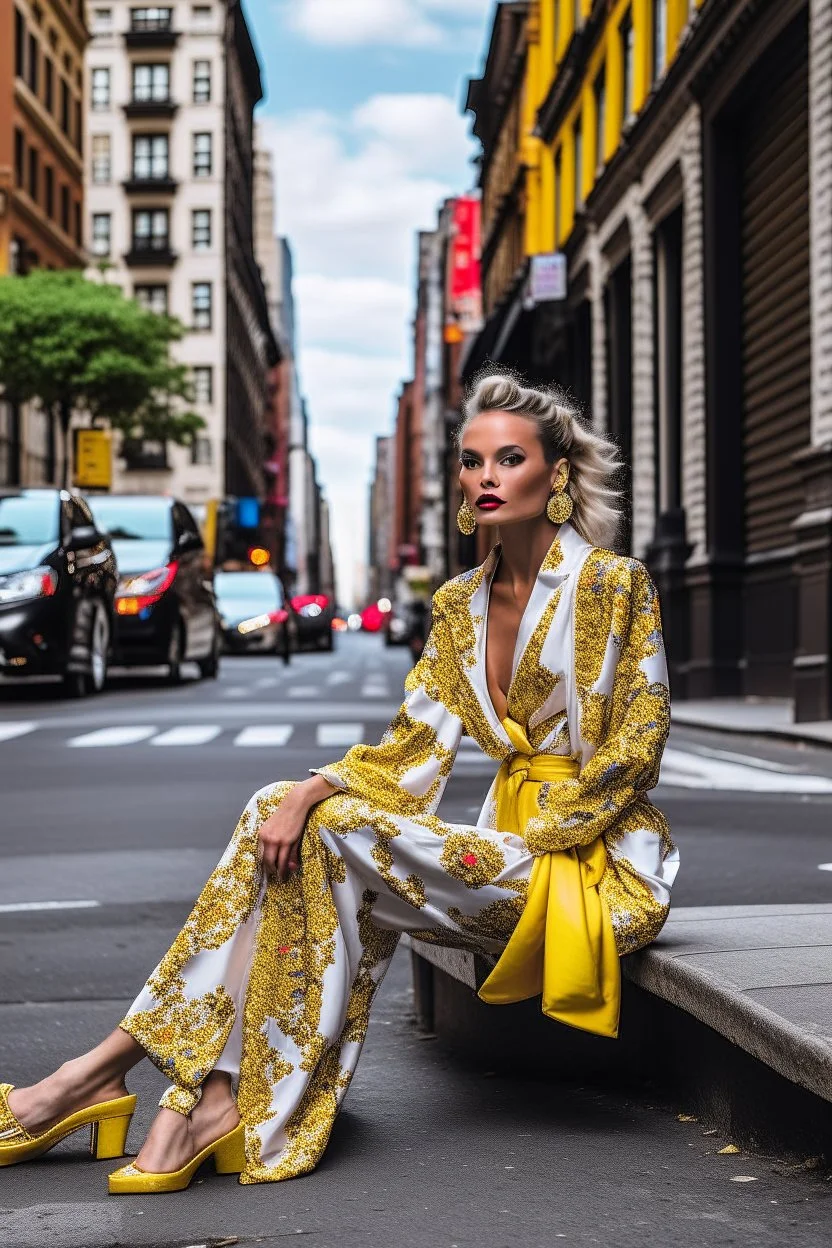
xmin=457 ymin=499 xmax=477 ymax=535
xmin=547 ymin=486 xmax=573 ymax=525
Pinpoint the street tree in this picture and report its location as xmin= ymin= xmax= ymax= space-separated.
xmin=0 ymin=269 xmax=203 ymax=486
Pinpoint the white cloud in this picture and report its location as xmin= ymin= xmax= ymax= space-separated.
xmin=283 ymin=0 xmax=490 ymax=48
xmin=293 ymin=275 xmax=410 ymax=356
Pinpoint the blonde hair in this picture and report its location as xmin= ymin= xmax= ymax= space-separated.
xmin=458 ymin=370 xmax=623 ymax=549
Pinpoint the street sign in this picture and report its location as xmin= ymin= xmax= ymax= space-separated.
xmin=530 ymin=252 xmax=568 ymax=304
xmin=73 ymin=429 xmax=112 ymax=490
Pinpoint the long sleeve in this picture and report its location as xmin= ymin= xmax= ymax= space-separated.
xmin=523 ymin=559 xmax=671 ymax=857
xmin=310 ymin=623 xmax=463 ymax=819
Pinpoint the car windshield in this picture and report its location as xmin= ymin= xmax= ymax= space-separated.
xmin=87 ymin=498 xmax=171 ymax=541
xmin=0 ymin=495 xmax=59 ymax=546
xmin=215 ymin=572 xmax=282 ymax=609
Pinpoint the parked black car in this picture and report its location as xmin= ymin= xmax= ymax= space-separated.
xmin=86 ymin=494 xmax=220 ymax=682
xmin=216 ymin=569 xmax=295 ymax=662
xmin=0 ymin=488 xmax=117 ymax=696
xmin=290 ymin=592 xmax=334 ymax=651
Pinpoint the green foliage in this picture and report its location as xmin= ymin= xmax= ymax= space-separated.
xmin=0 ymin=270 xmax=204 ymax=446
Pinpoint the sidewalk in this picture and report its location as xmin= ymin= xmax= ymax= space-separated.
xmin=672 ymin=698 xmax=832 ymax=746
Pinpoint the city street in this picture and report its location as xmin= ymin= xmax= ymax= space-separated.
xmin=0 ymin=633 xmax=830 ymax=1247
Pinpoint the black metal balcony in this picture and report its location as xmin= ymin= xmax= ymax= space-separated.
xmin=122 ymin=174 xmax=178 ymax=195
xmin=125 ymin=17 xmax=179 ymax=49
xmin=124 ymin=241 xmax=177 ymax=267
xmin=121 ymin=438 xmax=169 ymax=472
xmin=123 ymin=99 xmax=178 ymax=120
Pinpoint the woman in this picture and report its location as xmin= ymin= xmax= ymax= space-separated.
xmin=1 ymin=373 xmax=679 ymax=1192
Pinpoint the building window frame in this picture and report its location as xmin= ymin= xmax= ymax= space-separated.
xmin=593 ymin=63 xmax=606 ymax=173
xmin=91 ymin=133 xmax=111 ymax=183
xmin=652 ymin=0 xmax=667 ymax=83
xmin=28 ymin=145 xmax=39 ymax=203
xmin=134 ymin=283 xmax=169 ymax=315
xmin=91 ymin=65 xmax=110 ymax=110
xmin=191 ymin=208 xmax=212 ymax=249
xmin=620 ymin=8 xmax=634 ymax=124
xmin=132 ymin=207 xmax=170 ymax=252
xmin=132 ymin=132 xmax=170 ymax=180
xmin=574 ymin=116 xmax=583 ymax=211
xmin=27 ymin=31 xmax=39 ymax=95
xmin=193 ymin=366 xmax=213 ymax=403
xmin=44 ymin=164 xmax=54 ymax=218
xmin=92 ymin=212 xmax=111 ymax=257
xmin=130 ymin=7 xmax=173 ymax=32
xmin=192 ymin=132 xmax=213 ymax=177
xmin=132 ymin=61 xmax=170 ymax=102
xmin=191 ymin=281 xmax=212 ymax=330
xmin=15 ymin=7 xmax=25 ymax=79
xmin=192 ymin=58 xmax=211 ymax=103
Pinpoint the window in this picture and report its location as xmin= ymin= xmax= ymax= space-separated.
xmin=191 ymin=435 xmax=212 ymax=465
xmin=75 ymin=99 xmax=82 ymax=154
xmin=134 ymin=284 xmax=169 ymax=315
xmin=28 ymin=146 xmax=38 ymax=202
xmin=192 ymin=208 xmax=211 ymax=249
xmin=60 ymin=184 xmax=70 ymax=232
xmin=91 ymin=134 xmax=111 ymax=182
xmin=15 ymin=8 xmax=25 ymax=78
xmin=574 ymin=116 xmax=583 ymax=210
xmin=192 ymin=59 xmax=211 ymax=102
xmin=92 ymin=7 xmax=113 ymax=31
xmin=652 ymin=0 xmax=667 ymax=82
xmin=14 ymin=128 xmax=24 ymax=188
xmin=92 ymin=212 xmax=111 ymax=257
xmin=27 ymin=32 xmax=38 ymax=94
xmin=620 ymin=10 xmax=634 ymax=122
xmin=131 ymin=7 xmax=173 ymax=31
xmin=74 ymin=200 xmax=81 ymax=246
xmin=91 ymin=66 xmax=110 ymax=110
xmin=132 ymin=207 xmax=169 ymax=251
xmin=193 ymin=366 xmax=213 ymax=403
xmin=44 ymin=55 xmax=53 ymax=111
xmin=44 ymin=165 xmax=54 ymax=217
xmin=132 ymin=133 xmax=169 ymax=179
xmin=594 ymin=65 xmax=606 ymax=171
xmin=132 ymin=62 xmax=170 ymax=102
xmin=192 ymin=132 xmax=212 ymax=177
xmin=61 ymin=78 xmax=70 ymax=133
xmin=192 ymin=282 xmax=212 ymax=329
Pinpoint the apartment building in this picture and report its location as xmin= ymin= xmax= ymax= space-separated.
xmin=84 ymin=0 xmax=276 ymax=505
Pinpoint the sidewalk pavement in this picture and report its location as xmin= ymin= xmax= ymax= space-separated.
xmin=672 ymin=698 xmax=832 ymax=746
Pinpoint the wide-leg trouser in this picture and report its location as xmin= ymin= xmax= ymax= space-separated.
xmin=120 ymin=781 xmax=533 ymax=1183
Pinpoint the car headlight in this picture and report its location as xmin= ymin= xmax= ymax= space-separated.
xmin=0 ymin=566 xmax=58 ymax=605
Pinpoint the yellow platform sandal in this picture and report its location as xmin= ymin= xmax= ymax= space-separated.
xmin=0 ymin=1083 xmax=137 ymax=1166
xmin=108 ymin=1122 xmax=245 ymax=1194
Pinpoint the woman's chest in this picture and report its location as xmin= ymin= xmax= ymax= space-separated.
xmin=484 ymin=582 xmax=571 ymax=726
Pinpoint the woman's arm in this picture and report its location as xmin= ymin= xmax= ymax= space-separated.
xmin=257 ymin=773 xmax=339 ymax=880
xmin=524 ymin=560 xmax=670 ymax=855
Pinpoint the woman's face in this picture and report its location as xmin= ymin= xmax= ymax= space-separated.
xmin=458 ymin=411 xmax=566 ymax=529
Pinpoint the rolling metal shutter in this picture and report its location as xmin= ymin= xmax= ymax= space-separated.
xmin=741 ymin=51 xmax=810 ymax=556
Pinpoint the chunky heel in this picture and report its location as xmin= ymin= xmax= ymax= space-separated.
xmin=90 ymin=1112 xmax=133 ymax=1161
xmin=213 ymin=1124 xmax=245 ymax=1175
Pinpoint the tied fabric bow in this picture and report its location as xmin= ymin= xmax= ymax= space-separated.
xmin=478 ymin=716 xmax=621 ymax=1038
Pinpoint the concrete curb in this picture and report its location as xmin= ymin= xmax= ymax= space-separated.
xmin=672 ymin=705 xmax=832 ymax=749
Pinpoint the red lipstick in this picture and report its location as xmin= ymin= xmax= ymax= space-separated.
xmin=476 ymin=493 xmax=505 ymax=511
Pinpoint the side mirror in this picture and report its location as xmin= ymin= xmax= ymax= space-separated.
xmin=66 ymin=524 xmax=105 ymax=551
xmin=176 ymin=530 xmax=203 ymax=554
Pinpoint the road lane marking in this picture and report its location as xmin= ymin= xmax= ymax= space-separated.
xmin=222 ymin=687 xmax=247 ymax=698
xmin=326 ymin=672 xmax=351 ymax=685
xmin=151 ymin=726 xmax=223 ymax=747
xmin=317 ymin=723 xmax=363 ymax=747
xmin=68 ymin=726 xmax=157 ymax=748
xmin=288 ymin=686 xmax=321 ymax=698
xmin=234 ymin=725 xmax=294 ymax=747
xmin=660 ymin=747 xmax=832 ymax=792
xmin=819 ymin=863 xmax=832 ymax=871
xmin=0 ymin=722 xmax=38 ymax=742
xmin=0 ymin=900 xmax=100 ymax=913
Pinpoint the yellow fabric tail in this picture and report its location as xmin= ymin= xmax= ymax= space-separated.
xmin=477 ymin=717 xmax=621 ymax=1039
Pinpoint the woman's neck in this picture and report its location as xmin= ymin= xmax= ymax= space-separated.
xmin=494 ymin=519 xmax=560 ymax=592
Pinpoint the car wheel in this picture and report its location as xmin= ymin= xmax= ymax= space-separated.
xmin=63 ymin=602 xmax=109 ymax=698
xmin=198 ymin=630 xmax=221 ymax=680
xmin=319 ymin=630 xmax=333 ymax=652
xmin=278 ymin=626 xmax=291 ymax=666
xmin=167 ymin=622 xmax=184 ymax=685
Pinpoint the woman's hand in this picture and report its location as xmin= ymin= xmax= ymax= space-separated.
xmin=257 ymin=775 xmax=337 ymax=881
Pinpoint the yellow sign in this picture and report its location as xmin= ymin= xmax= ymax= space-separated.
xmin=74 ymin=429 xmax=112 ymax=490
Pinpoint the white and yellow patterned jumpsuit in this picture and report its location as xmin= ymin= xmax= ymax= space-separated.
xmin=122 ymin=523 xmax=680 ymax=1183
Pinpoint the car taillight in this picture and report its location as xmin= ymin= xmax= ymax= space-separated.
xmin=269 ymin=608 xmax=289 ymax=624
xmin=116 ymin=561 xmax=178 ymax=615
xmin=291 ymin=594 xmax=328 ymax=618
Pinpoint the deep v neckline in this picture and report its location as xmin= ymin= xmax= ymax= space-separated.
xmin=482 ymin=547 xmax=535 ymax=724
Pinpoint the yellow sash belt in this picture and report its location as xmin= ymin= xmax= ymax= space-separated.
xmin=478 ymin=717 xmax=621 ymax=1038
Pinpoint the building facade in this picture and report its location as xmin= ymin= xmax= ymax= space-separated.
xmin=465 ymin=0 xmax=832 ymax=721
xmin=84 ymin=0 xmax=276 ymax=506
xmin=0 ymin=0 xmax=88 ymax=484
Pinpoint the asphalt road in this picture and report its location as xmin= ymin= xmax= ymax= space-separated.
xmin=0 ymin=634 xmax=830 ymax=1247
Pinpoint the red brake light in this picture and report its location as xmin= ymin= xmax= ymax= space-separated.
xmin=291 ymin=594 xmax=328 ymax=611
xmin=269 ymin=608 xmax=289 ymax=624
xmin=116 ymin=561 xmax=178 ymax=615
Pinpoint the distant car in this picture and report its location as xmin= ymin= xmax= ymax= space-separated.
xmin=86 ymin=494 xmax=220 ymax=683
xmin=216 ymin=570 xmax=294 ymax=661
xmin=0 ymin=488 xmax=117 ymax=696
xmin=385 ymin=604 xmax=410 ymax=646
xmin=290 ymin=592 xmax=334 ymax=651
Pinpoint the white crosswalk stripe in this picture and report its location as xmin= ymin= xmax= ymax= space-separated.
xmin=68 ymin=726 xmax=157 ymax=748
xmin=151 ymin=726 xmax=223 ymax=747
xmin=287 ymin=686 xmax=321 ymax=698
xmin=234 ymin=726 xmax=294 ymax=748
xmin=317 ymin=723 xmax=363 ymax=748
xmin=0 ymin=722 xmax=37 ymax=742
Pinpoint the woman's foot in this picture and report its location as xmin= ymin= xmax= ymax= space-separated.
xmin=133 ymin=1073 xmax=240 ymax=1175
xmin=6 ymin=1056 xmax=129 ymax=1137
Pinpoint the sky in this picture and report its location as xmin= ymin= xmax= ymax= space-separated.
xmin=247 ymin=0 xmax=496 ymax=608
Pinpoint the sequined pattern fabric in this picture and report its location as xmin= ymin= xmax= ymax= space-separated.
xmin=121 ymin=521 xmax=679 ymax=1183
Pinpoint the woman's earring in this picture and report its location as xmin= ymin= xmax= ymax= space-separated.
xmin=547 ymin=487 xmax=573 ymax=525
xmin=457 ymin=500 xmax=477 ymax=535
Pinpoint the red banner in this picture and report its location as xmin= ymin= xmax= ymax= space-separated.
xmin=447 ymin=196 xmax=483 ymax=335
